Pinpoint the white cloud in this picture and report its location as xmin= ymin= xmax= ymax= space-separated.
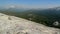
xmin=10 ymin=5 xmax=15 ymax=8
xmin=2 ymin=4 xmax=60 ymax=9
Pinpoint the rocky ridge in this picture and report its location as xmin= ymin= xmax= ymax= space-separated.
xmin=0 ymin=13 xmax=60 ymax=34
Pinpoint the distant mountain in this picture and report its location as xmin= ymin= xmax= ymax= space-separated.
xmin=0 ymin=7 xmax=30 ymax=12
xmin=0 ymin=7 xmax=60 ymax=28
xmin=17 ymin=7 xmax=60 ymax=28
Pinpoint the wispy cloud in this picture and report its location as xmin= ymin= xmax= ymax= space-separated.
xmin=0 ymin=0 xmax=60 ymax=9
xmin=2 ymin=4 xmax=60 ymax=9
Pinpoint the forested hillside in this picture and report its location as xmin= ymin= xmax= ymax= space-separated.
xmin=0 ymin=7 xmax=60 ymax=28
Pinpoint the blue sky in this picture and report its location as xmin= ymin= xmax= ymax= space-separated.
xmin=0 ymin=0 xmax=60 ymax=9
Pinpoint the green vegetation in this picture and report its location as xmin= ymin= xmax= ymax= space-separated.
xmin=0 ymin=8 xmax=60 ymax=29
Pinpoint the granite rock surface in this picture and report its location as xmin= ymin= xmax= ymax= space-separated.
xmin=0 ymin=13 xmax=60 ymax=34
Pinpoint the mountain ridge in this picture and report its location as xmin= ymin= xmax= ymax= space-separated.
xmin=0 ymin=6 xmax=60 ymax=28
xmin=0 ymin=13 xmax=60 ymax=34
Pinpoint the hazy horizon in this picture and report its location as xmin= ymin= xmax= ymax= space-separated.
xmin=0 ymin=0 xmax=60 ymax=9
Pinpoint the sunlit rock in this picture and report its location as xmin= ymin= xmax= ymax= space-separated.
xmin=0 ymin=13 xmax=60 ymax=34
